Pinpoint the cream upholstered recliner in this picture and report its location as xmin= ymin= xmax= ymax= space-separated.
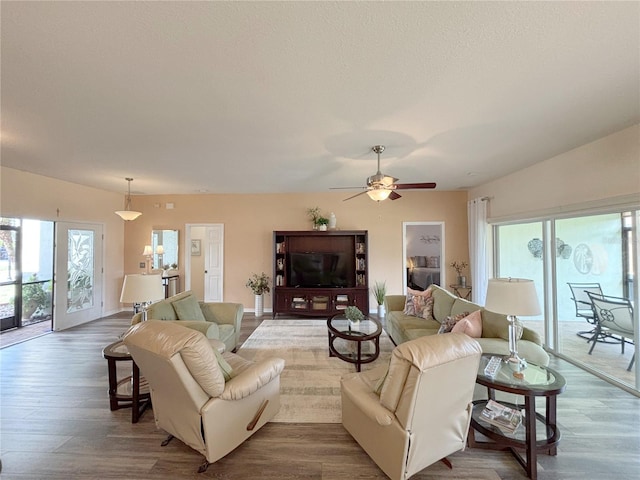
xmin=341 ymin=333 xmax=482 ymax=480
xmin=123 ymin=320 xmax=285 ymax=473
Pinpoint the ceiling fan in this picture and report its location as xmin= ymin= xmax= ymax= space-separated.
xmin=331 ymin=145 xmax=436 ymax=201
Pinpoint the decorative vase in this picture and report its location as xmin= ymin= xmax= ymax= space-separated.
xmin=254 ymin=294 xmax=264 ymax=318
xmin=348 ymin=319 xmax=360 ymax=330
xmin=329 ymin=212 xmax=337 ymax=229
xmin=318 ymin=224 xmax=327 ymax=231
xmin=377 ymin=304 xmax=386 ymax=318
xmin=458 ymin=276 xmax=467 ymax=287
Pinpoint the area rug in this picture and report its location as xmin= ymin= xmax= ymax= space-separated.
xmin=237 ymin=318 xmax=394 ymax=423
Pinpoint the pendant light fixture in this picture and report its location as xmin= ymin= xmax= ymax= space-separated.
xmin=115 ymin=177 xmax=142 ymax=221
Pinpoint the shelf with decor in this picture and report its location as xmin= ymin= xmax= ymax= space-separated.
xmin=272 ymin=230 xmax=369 ymax=317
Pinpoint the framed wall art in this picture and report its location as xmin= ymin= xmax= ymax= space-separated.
xmin=191 ymin=239 xmax=201 ymax=256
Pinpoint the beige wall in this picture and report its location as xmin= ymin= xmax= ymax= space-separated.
xmin=468 ymin=124 xmax=640 ymax=220
xmin=125 ymin=191 xmax=470 ymax=310
xmin=0 ymin=167 xmax=126 ymax=315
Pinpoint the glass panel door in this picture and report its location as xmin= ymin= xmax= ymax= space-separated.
xmin=54 ymin=222 xmax=103 ymax=331
xmin=0 ymin=221 xmax=20 ymax=331
xmin=21 ymin=219 xmax=54 ymax=327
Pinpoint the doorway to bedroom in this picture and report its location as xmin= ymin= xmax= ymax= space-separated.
xmin=402 ymin=222 xmax=445 ymax=293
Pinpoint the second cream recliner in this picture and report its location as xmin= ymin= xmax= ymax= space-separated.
xmin=123 ymin=320 xmax=285 ymax=473
xmin=341 ymin=333 xmax=482 ymax=480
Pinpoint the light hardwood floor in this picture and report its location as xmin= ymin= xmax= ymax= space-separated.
xmin=1 ymin=312 xmax=639 ymax=479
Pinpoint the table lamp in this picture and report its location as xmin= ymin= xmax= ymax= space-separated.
xmin=142 ymin=245 xmax=153 ymax=274
xmin=120 ymin=274 xmax=164 ymax=321
xmin=155 ymin=245 xmax=164 ymax=269
xmin=484 ymin=278 xmax=541 ymax=370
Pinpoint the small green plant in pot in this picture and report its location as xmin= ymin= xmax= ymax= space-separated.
xmin=371 ymin=281 xmax=387 ymax=306
xmin=306 ymin=207 xmax=329 ymax=230
xmin=344 ymin=305 xmax=364 ymax=324
xmin=371 ymin=281 xmax=387 ymax=318
xmin=316 ymin=216 xmax=329 ymax=230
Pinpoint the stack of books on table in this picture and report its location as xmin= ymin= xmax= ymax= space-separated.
xmin=480 ymin=399 xmax=523 ymax=434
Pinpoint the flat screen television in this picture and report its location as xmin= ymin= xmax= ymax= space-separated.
xmin=287 ymin=251 xmax=354 ymax=288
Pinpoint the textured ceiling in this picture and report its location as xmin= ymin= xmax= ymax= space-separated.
xmin=2 ymin=1 xmax=639 ymax=196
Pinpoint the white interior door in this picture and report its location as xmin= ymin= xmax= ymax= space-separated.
xmin=204 ymin=225 xmax=223 ymax=302
xmin=54 ymin=222 xmax=103 ymax=331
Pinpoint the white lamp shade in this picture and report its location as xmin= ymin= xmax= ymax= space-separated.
xmin=142 ymin=245 xmax=153 ymax=256
xmin=156 ymin=245 xmax=165 ymax=255
xmin=120 ymin=274 xmax=164 ymax=303
xmin=484 ymin=278 xmax=541 ymax=316
xmin=115 ymin=210 xmax=142 ymax=221
xmin=367 ymin=189 xmax=392 ymax=201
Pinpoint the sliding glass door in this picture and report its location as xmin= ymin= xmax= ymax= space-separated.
xmin=494 ymin=209 xmax=639 ymax=393
xmin=555 ymin=212 xmax=635 ymax=387
xmin=0 ymin=220 xmax=20 ymax=331
xmin=494 ymin=221 xmax=545 ymax=343
xmin=0 ymin=218 xmax=54 ymax=333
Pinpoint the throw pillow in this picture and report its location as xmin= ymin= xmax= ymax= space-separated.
xmin=421 ymin=296 xmax=435 ymax=321
xmin=451 ymin=310 xmax=483 ymax=338
xmin=438 ymin=311 xmax=469 ymax=334
xmin=172 ymin=295 xmax=206 ymax=322
xmin=403 ymin=287 xmax=433 ymax=317
xmin=147 ymin=300 xmax=178 ymax=321
xmin=212 ymin=348 xmax=234 ymax=381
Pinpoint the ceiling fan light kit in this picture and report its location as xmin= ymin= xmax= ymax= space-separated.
xmin=332 ymin=145 xmax=436 ymax=202
xmin=115 ymin=177 xmax=142 ymax=221
xmin=366 ymin=188 xmax=392 ymax=202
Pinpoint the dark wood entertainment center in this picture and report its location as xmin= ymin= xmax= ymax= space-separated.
xmin=273 ymin=230 xmax=369 ymax=317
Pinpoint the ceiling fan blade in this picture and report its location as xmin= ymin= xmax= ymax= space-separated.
xmin=394 ymin=182 xmax=437 ymax=190
xmin=343 ymin=190 xmax=369 ymax=201
xmin=389 ymin=191 xmax=402 ymax=200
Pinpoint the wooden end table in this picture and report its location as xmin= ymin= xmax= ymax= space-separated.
xmin=449 ymin=284 xmax=472 ymax=299
xmin=327 ymin=314 xmax=382 ymax=372
xmin=102 ymin=340 xmax=151 ymax=423
xmin=468 ymin=355 xmax=566 ymax=480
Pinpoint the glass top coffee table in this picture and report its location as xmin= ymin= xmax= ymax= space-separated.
xmin=468 ymin=354 xmax=566 ymax=480
xmin=327 ymin=314 xmax=382 ymax=372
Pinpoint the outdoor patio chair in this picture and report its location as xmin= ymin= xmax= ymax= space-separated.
xmin=567 ymin=282 xmax=616 ymax=343
xmin=586 ymin=292 xmax=636 ymax=371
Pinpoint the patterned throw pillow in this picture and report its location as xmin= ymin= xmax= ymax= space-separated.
xmin=403 ymin=287 xmax=433 ymax=317
xmin=421 ymin=296 xmax=435 ymax=321
xmin=437 ymin=311 xmax=470 ymax=334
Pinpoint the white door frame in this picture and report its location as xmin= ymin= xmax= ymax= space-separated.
xmin=185 ymin=223 xmax=224 ymax=300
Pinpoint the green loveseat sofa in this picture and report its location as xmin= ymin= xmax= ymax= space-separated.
xmin=384 ymin=284 xmax=549 ymax=366
xmin=131 ymin=290 xmax=243 ymax=352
